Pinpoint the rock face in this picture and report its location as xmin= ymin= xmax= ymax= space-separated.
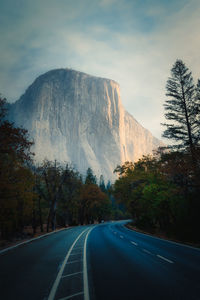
xmin=9 ymin=68 xmax=163 ymax=181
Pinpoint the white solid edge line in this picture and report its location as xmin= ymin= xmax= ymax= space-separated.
xmin=157 ymin=254 xmax=174 ymax=264
xmin=0 ymin=227 xmax=70 ymax=255
xmin=83 ymin=227 xmax=95 ymax=300
xmin=48 ymin=228 xmax=89 ymax=300
xmin=123 ymin=224 xmax=200 ymax=251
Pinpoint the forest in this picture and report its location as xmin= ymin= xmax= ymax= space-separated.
xmin=0 ymin=97 xmax=127 ymax=241
xmin=113 ymin=60 xmax=200 ymax=243
xmin=0 ymin=59 xmax=200 ymax=244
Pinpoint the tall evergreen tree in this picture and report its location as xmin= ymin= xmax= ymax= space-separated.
xmin=85 ymin=167 xmax=97 ymax=185
xmin=195 ymin=79 xmax=200 ymax=144
xmin=99 ymin=175 xmax=106 ymax=192
xmin=162 ymin=60 xmax=200 ymax=163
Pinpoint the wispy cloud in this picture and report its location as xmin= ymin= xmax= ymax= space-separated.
xmin=0 ymin=0 xmax=200 ymax=139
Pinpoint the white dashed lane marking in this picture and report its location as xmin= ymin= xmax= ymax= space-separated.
xmin=112 ymin=230 xmax=175 ymax=265
xmin=131 ymin=241 xmax=138 ymax=246
xmin=157 ymin=254 xmax=174 ymax=264
xmin=142 ymin=249 xmax=152 ymax=255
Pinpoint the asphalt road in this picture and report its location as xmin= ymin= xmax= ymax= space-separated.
xmin=88 ymin=221 xmax=200 ymax=300
xmin=0 ymin=226 xmax=92 ymax=300
xmin=0 ymin=221 xmax=200 ymax=300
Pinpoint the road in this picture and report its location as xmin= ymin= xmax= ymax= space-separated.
xmin=0 ymin=221 xmax=200 ymax=300
xmin=88 ymin=221 xmax=200 ymax=300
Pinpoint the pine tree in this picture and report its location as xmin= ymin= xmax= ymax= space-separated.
xmin=162 ymin=59 xmax=200 ymax=163
xmin=194 ymin=79 xmax=200 ymax=144
xmin=99 ymin=175 xmax=106 ymax=192
xmin=85 ymin=167 xmax=97 ymax=185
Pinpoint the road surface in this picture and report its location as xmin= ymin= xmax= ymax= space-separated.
xmin=88 ymin=221 xmax=200 ymax=300
xmin=0 ymin=221 xmax=200 ymax=300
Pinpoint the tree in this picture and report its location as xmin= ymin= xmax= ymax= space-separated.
xmin=0 ymin=97 xmax=35 ymax=238
xmin=85 ymin=167 xmax=97 ymax=185
xmin=99 ymin=175 xmax=106 ymax=192
xmin=195 ymin=79 xmax=200 ymax=143
xmin=162 ymin=60 xmax=200 ymax=164
xmin=36 ymin=160 xmax=73 ymax=232
xmin=79 ymin=183 xmax=110 ymax=224
xmin=57 ymin=167 xmax=82 ymax=226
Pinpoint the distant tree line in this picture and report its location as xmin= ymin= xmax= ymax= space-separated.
xmin=113 ymin=60 xmax=200 ymax=243
xmin=0 ymin=97 xmax=127 ymax=240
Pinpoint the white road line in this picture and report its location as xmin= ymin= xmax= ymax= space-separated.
xmin=83 ymin=227 xmax=95 ymax=300
xmin=124 ymin=224 xmax=200 ymax=251
xmin=142 ymin=249 xmax=152 ymax=255
xmin=66 ymin=260 xmax=82 ymax=264
xmin=70 ymin=252 xmax=82 ymax=256
xmin=131 ymin=241 xmax=138 ymax=246
xmin=48 ymin=228 xmax=88 ymax=300
xmin=120 ymin=235 xmax=124 ymax=239
xmin=62 ymin=271 xmax=83 ymax=278
xmin=157 ymin=254 xmax=174 ymax=264
xmin=58 ymin=291 xmax=84 ymax=300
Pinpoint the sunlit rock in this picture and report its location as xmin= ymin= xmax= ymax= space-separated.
xmin=9 ymin=68 xmax=163 ymax=181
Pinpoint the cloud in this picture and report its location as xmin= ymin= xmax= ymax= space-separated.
xmin=99 ymin=0 xmax=117 ymax=7
xmin=0 ymin=0 xmax=200 ymax=140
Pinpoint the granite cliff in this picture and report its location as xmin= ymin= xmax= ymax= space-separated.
xmin=9 ymin=69 xmax=163 ymax=181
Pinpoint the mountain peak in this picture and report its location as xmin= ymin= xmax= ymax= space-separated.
xmin=9 ymin=69 xmax=163 ymax=181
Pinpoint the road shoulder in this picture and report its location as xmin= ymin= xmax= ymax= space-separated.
xmin=0 ymin=227 xmax=70 ymax=255
xmin=125 ymin=223 xmax=200 ymax=250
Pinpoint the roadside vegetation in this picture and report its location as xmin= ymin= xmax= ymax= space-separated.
xmin=0 ymin=97 xmax=127 ymax=243
xmin=113 ymin=60 xmax=200 ymax=243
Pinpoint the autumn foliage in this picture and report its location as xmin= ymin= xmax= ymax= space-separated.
xmin=0 ymin=97 xmax=35 ymax=238
xmin=0 ymin=98 xmax=115 ymax=240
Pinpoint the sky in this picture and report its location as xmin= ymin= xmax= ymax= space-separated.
xmin=0 ymin=0 xmax=200 ymax=141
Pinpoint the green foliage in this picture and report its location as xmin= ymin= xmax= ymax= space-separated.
xmin=113 ymin=150 xmax=200 ymax=242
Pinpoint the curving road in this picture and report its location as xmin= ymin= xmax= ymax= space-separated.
xmin=87 ymin=221 xmax=200 ymax=300
xmin=0 ymin=221 xmax=200 ymax=300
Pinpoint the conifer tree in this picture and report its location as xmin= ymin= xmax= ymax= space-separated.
xmin=85 ymin=167 xmax=97 ymax=185
xmin=194 ymin=79 xmax=200 ymax=144
xmin=99 ymin=175 xmax=106 ymax=192
xmin=162 ymin=59 xmax=200 ymax=163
